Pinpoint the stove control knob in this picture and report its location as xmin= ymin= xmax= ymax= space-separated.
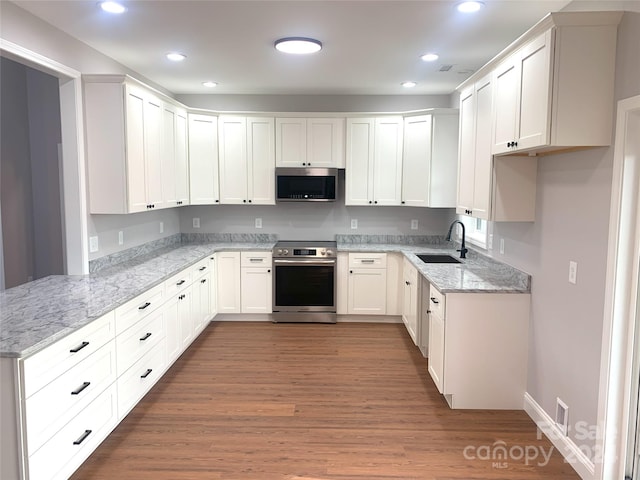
xmin=276 ymin=249 xmax=283 ymax=255
xmin=283 ymin=249 xmax=289 ymax=255
xmin=326 ymin=249 xmax=334 ymax=256
xmin=320 ymin=249 xmax=326 ymax=256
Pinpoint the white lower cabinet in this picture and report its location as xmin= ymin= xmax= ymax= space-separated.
xmin=192 ymin=270 xmax=211 ymax=334
xmin=401 ymin=258 xmax=420 ymax=345
xmin=240 ymin=252 xmax=272 ymax=314
xmin=216 ymin=251 xmax=241 ymax=313
xmin=427 ymin=286 xmax=530 ymax=409
xmin=347 ymin=253 xmax=387 ymax=315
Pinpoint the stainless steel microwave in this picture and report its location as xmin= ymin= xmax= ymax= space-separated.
xmin=275 ymin=167 xmax=338 ymax=202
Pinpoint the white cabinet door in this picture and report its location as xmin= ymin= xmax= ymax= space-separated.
xmin=401 ymin=260 xmax=419 ymax=345
xmin=492 ymin=31 xmax=552 ymax=155
xmin=373 ymin=117 xmax=403 ymax=206
xmin=192 ymin=273 xmax=211 ymax=334
xmin=456 ymin=87 xmax=476 ymax=216
xmin=179 ymin=288 xmax=193 ymax=350
xmin=402 ymin=115 xmax=433 ymax=207
xmin=164 ymin=294 xmax=181 ymax=364
xmin=307 ymin=118 xmax=345 ymax=168
xmin=209 ymin=255 xmax=218 ymax=317
xmin=345 ymin=118 xmax=374 ymax=205
xmin=124 ymin=86 xmax=147 ymax=213
xmin=428 ymin=308 xmax=445 ymax=394
xmin=143 ymin=94 xmax=164 ymax=209
xmin=188 ymin=113 xmax=219 ymax=205
xmin=162 ymin=105 xmax=178 ymax=206
xmin=247 ymin=117 xmax=275 ymax=205
xmin=347 ymin=269 xmax=387 ymax=315
xmin=240 ymin=267 xmax=272 ymax=313
xmin=276 ymin=118 xmax=307 ymax=167
xmin=219 ymin=116 xmax=248 ymax=204
xmin=216 ymin=251 xmax=241 ymax=313
xmin=174 ymin=109 xmax=190 ymax=205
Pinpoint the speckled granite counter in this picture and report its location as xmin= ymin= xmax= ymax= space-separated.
xmin=0 ymin=241 xmax=275 ymax=358
xmin=336 ymin=239 xmax=530 ymax=294
xmin=1 ymin=234 xmax=529 ymax=359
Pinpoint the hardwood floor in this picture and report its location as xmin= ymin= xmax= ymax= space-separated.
xmin=71 ymin=322 xmax=579 ymax=480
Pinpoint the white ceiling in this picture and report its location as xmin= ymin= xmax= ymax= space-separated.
xmin=14 ymin=0 xmax=581 ymax=96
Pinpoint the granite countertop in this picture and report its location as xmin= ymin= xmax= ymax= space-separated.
xmin=337 ymin=242 xmax=530 ymax=294
xmin=1 ymin=235 xmax=530 ymax=359
xmin=0 ymin=241 xmax=274 ymax=358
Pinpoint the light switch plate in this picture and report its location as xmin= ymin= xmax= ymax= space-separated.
xmin=410 ymin=219 xmax=418 ymax=230
xmin=350 ymin=219 xmax=358 ymax=229
xmin=193 ymin=217 xmax=200 ymax=228
xmin=89 ymin=236 xmax=99 ymax=253
xmin=255 ymin=218 xmax=262 ymax=229
xmin=569 ymin=261 xmax=578 ymax=284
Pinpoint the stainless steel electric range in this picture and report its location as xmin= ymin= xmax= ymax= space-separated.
xmin=272 ymin=241 xmax=337 ymax=323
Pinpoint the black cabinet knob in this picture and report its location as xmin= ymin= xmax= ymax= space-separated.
xmin=368 ymin=201 xmax=372 ymax=204
xmin=243 ymin=199 xmax=247 ymax=203
xmin=215 ymin=199 xmax=219 ymax=203
xmin=374 ymin=201 xmax=378 ymax=204
xmin=248 ymin=199 xmax=252 ymax=203
xmin=401 ymin=201 xmax=405 ymax=204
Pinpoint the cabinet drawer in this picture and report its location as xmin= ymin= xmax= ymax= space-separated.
xmin=117 ymin=340 xmax=166 ymax=419
xmin=28 ymin=383 xmax=118 ymax=480
xmin=165 ymin=268 xmax=192 ymax=297
xmin=349 ymin=252 xmax=387 ymax=268
xmin=191 ymin=258 xmax=210 ymax=279
xmin=114 ymin=283 xmax=164 ymax=336
xmin=25 ymin=340 xmax=116 ymax=456
xmin=22 ymin=312 xmax=115 ymax=399
xmin=428 ymin=286 xmax=446 ymax=319
xmin=240 ymin=251 xmax=272 ymax=267
xmin=116 ymin=309 xmax=164 ymax=375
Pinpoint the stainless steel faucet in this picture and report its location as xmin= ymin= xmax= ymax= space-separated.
xmin=446 ymin=220 xmax=468 ymax=259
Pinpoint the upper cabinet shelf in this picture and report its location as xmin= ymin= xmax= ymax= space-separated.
xmin=458 ymin=11 xmax=622 ymax=157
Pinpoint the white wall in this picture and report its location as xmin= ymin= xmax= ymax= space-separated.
xmin=488 ymin=11 xmax=640 ymax=457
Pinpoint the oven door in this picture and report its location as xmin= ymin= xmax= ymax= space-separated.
xmin=272 ymin=258 xmax=336 ymax=314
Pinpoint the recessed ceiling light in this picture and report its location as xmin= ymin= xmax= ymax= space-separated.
xmin=100 ymin=1 xmax=126 ymax=14
xmin=402 ymin=81 xmax=417 ymax=88
xmin=202 ymin=81 xmax=218 ymax=88
xmin=457 ymin=1 xmax=484 ymax=13
xmin=166 ymin=52 xmax=186 ymax=62
xmin=421 ymin=53 xmax=439 ymax=62
xmin=274 ymin=37 xmax=322 ymax=55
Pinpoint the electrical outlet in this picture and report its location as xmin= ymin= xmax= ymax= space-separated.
xmin=193 ymin=217 xmax=200 ymax=228
xmin=118 ymin=231 xmax=124 ymax=245
xmin=556 ymin=398 xmax=569 ymax=436
xmin=350 ymin=219 xmax=358 ymax=229
xmin=159 ymin=221 xmax=164 ymax=234
xmin=89 ymin=236 xmax=99 ymax=253
xmin=255 ymin=218 xmax=262 ymax=229
xmin=569 ymin=261 xmax=578 ymax=284
xmin=411 ymin=219 xmax=418 ymax=230
xmin=499 ymin=238 xmax=505 ymax=255
xmin=488 ymin=234 xmax=494 ymax=250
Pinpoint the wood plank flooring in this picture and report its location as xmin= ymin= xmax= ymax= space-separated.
xmin=71 ymin=322 xmax=580 ymax=480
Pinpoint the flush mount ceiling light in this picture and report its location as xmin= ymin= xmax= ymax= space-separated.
xmin=402 ymin=81 xmax=417 ymax=88
xmin=166 ymin=52 xmax=186 ymax=62
xmin=100 ymin=1 xmax=126 ymax=13
xmin=421 ymin=53 xmax=439 ymax=62
xmin=274 ymin=37 xmax=322 ymax=54
xmin=202 ymin=81 xmax=218 ymax=88
xmin=457 ymin=1 xmax=484 ymax=13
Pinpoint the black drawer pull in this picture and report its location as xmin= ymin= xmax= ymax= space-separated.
xmin=199 ymin=266 xmax=206 ymax=271
xmin=71 ymin=381 xmax=91 ymax=395
xmin=139 ymin=332 xmax=152 ymax=341
xmin=201 ymin=279 xmax=207 ymax=284
xmin=430 ymin=297 xmax=439 ymax=304
xmin=141 ymin=368 xmax=153 ymax=379
xmin=138 ymin=302 xmax=151 ymax=310
xmin=70 ymin=341 xmax=89 ymax=353
xmin=176 ymin=280 xmax=185 ymax=286
xmin=73 ymin=429 xmax=92 ymax=445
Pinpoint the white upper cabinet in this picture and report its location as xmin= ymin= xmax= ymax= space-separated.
xmin=188 ymin=113 xmax=219 ymax=205
xmin=276 ymin=117 xmax=345 ymax=168
xmin=345 ymin=116 xmax=403 ymax=206
xmin=219 ymin=116 xmax=275 ymax=205
xmin=401 ymin=111 xmax=459 ymax=208
xmin=162 ymin=104 xmax=189 ymax=207
xmin=85 ymin=77 xmax=168 ymax=214
xmin=485 ymin=12 xmax=621 ymax=156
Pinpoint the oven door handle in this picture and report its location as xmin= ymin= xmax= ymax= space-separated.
xmin=273 ymin=259 xmax=336 ymax=266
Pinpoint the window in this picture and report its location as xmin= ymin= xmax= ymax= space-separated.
xmin=458 ymin=215 xmax=488 ymax=250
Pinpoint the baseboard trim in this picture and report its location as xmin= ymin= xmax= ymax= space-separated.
xmin=211 ymin=314 xmax=402 ymax=324
xmin=523 ymin=392 xmax=595 ymax=480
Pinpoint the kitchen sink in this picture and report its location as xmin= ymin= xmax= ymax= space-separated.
xmin=416 ymin=254 xmax=462 ymax=264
